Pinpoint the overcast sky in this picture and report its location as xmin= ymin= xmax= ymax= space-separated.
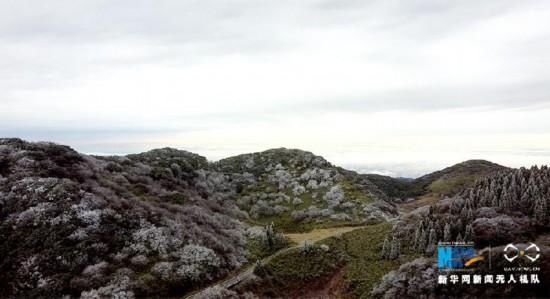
xmin=1 ymin=0 xmax=550 ymax=177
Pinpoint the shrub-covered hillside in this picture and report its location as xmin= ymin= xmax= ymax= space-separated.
xmin=0 ymin=139 xmax=399 ymax=297
xmin=213 ymin=148 xmax=397 ymax=232
xmin=362 ymin=174 xmax=416 ymax=199
xmin=0 ymin=139 xmax=247 ymax=298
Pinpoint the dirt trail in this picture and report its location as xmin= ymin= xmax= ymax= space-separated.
xmin=398 ymin=193 xmax=440 ymax=213
xmin=186 ymin=226 xmax=365 ymax=299
xmin=285 ymin=226 xmax=365 ymax=245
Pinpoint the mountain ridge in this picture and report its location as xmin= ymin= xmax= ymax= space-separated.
xmin=364 ymin=159 xmax=509 ymax=199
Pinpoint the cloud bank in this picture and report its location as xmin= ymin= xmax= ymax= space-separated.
xmin=1 ymin=0 xmax=549 ymax=176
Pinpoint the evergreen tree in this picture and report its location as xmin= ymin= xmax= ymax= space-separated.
xmin=464 ymin=224 xmax=474 ymax=242
xmin=265 ymin=222 xmax=275 ymax=250
xmin=425 ymin=228 xmax=437 ymax=255
xmin=435 ymin=219 xmax=442 ymax=236
xmin=534 ymin=196 xmax=548 ymax=224
xmin=416 ymin=227 xmax=427 ymax=253
xmin=491 ymin=194 xmax=498 ymax=207
xmin=390 ymin=237 xmax=400 ymax=260
xmin=412 ymin=226 xmax=420 ymax=251
xmin=381 ymin=237 xmax=390 ymax=259
xmin=418 ymin=219 xmax=424 ymax=231
xmin=443 ymin=223 xmax=451 ymax=242
xmin=455 ymin=219 xmax=463 ymax=233
xmin=502 ymin=192 xmax=511 ymax=210
xmin=460 ymin=207 xmax=468 ymax=222
xmin=451 ymin=200 xmax=461 ymax=214
xmin=466 ymin=208 xmax=474 ymax=222
xmin=301 ymin=240 xmax=314 ymax=255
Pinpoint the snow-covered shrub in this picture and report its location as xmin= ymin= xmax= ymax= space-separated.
xmin=82 ymin=261 xmax=109 ymax=277
xmin=323 ymin=185 xmax=345 ymax=208
xmin=80 ymin=274 xmax=135 ymax=299
xmin=292 ymin=197 xmax=303 ymax=206
xmin=14 ymin=202 xmax=53 ymax=227
xmin=194 ymin=286 xmax=240 ymax=299
xmin=130 ymin=255 xmax=149 ymax=267
xmin=306 ymin=179 xmax=318 ymax=189
xmin=129 ymin=222 xmax=179 ymax=255
xmin=175 ymin=245 xmax=221 ymax=282
xmin=291 ymin=183 xmax=306 ymax=195
xmin=151 ymin=262 xmax=174 ymax=282
xmin=269 ymin=169 xmax=293 ymax=190
xmin=330 ymin=213 xmax=352 ymax=221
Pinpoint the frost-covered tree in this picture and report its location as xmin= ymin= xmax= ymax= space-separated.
xmin=464 ymin=224 xmax=474 ymax=242
xmin=425 ymin=228 xmax=437 ymax=255
xmin=443 ymin=223 xmax=451 ymax=242
xmin=301 ymin=240 xmax=315 ymax=255
xmin=381 ymin=237 xmax=390 ymax=259
xmin=175 ymin=245 xmax=221 ymax=282
xmin=466 ymin=208 xmax=474 ymax=221
xmin=389 ymin=237 xmax=400 ymax=260
xmin=454 ymin=219 xmax=463 ymax=236
xmin=460 ymin=207 xmax=468 ymax=222
xmin=416 ymin=228 xmax=427 ymax=253
xmin=534 ymin=196 xmax=548 ymax=224
xmin=323 ymin=185 xmax=345 ymax=208
xmin=261 ymin=222 xmax=287 ymax=252
xmin=194 ymin=286 xmax=239 ymax=299
xmin=412 ymin=226 xmax=421 ymax=250
xmin=265 ymin=222 xmax=275 ymax=250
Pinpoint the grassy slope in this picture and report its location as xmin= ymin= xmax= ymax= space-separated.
xmin=320 ymin=223 xmax=419 ymax=298
xmin=414 ymin=160 xmax=508 ymax=196
xmin=365 ymin=160 xmax=509 ymax=198
xmin=260 ymin=223 xmax=418 ymax=298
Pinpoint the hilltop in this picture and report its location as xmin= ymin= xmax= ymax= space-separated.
xmin=365 ymin=160 xmax=509 ymax=199
xmin=412 ymin=159 xmax=509 ymax=195
xmin=213 ymin=148 xmax=397 ymax=232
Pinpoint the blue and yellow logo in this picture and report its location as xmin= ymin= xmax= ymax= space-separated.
xmin=437 ymin=245 xmax=484 ymax=269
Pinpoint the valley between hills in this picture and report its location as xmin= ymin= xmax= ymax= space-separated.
xmin=0 ymin=138 xmax=548 ymax=298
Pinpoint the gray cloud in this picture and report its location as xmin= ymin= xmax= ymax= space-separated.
xmin=1 ymin=0 xmax=550 ymax=177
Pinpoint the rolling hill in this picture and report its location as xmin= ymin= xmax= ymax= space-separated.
xmin=365 ymin=160 xmax=509 ymax=199
xmin=213 ymin=148 xmax=397 ymax=232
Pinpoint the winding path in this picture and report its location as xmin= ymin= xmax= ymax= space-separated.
xmin=186 ymin=226 xmax=365 ymax=299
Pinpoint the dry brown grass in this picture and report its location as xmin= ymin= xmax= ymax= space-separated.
xmin=284 ymin=226 xmax=365 ymax=245
xmin=398 ymin=193 xmax=441 ymax=213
